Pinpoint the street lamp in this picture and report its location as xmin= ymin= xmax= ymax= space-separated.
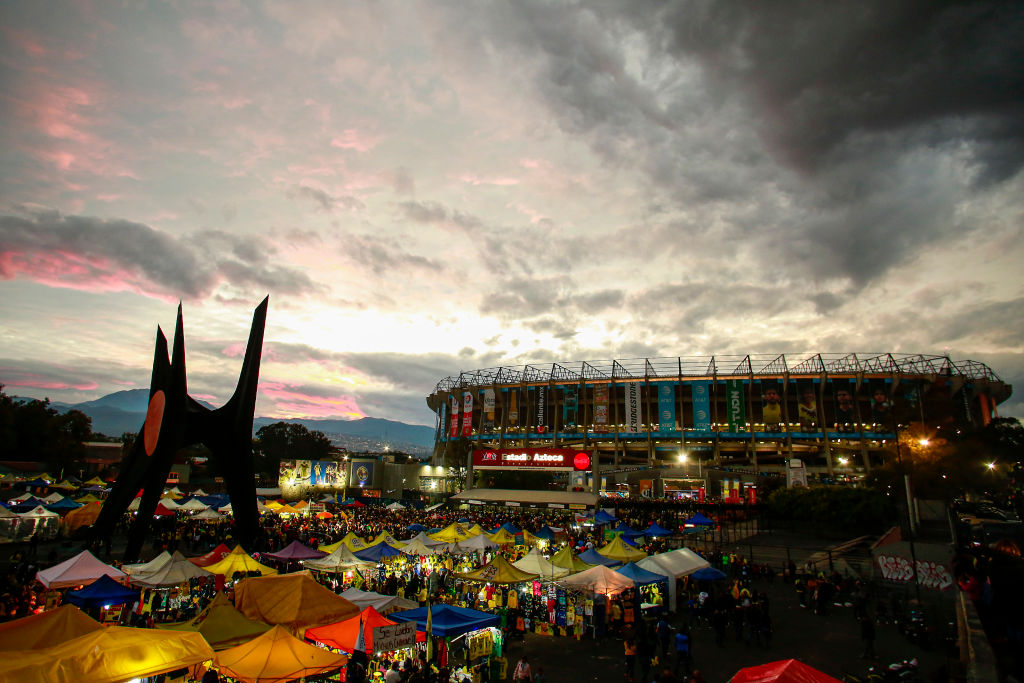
xmin=986 ymin=461 xmax=997 ymax=471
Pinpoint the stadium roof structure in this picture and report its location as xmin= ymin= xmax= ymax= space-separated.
xmin=431 ymin=353 xmax=1007 ymax=393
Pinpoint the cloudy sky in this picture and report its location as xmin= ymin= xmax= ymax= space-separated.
xmin=2 ymin=1 xmax=1022 ymax=427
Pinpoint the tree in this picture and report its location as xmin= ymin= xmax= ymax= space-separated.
xmin=253 ymin=421 xmax=333 ymax=478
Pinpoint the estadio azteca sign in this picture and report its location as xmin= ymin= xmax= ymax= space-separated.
xmin=473 ymin=448 xmax=592 ymax=472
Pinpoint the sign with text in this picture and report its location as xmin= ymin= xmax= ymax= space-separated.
xmin=372 ymin=621 xmax=418 ymax=652
xmin=473 ymin=448 xmax=594 ymax=471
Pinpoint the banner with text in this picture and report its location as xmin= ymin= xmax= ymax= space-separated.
xmin=535 ymin=386 xmax=547 ymax=433
xmin=372 ymin=621 xmax=418 ymax=652
xmin=626 ymin=382 xmax=641 ymax=432
xmin=449 ymin=394 xmax=459 ymax=437
xmin=473 ymin=448 xmax=593 ymax=472
xmin=691 ymin=381 xmax=711 ymax=430
xmin=726 ymin=379 xmax=746 ymax=431
xmin=657 ymin=383 xmax=675 ymax=431
xmin=461 ymin=391 xmax=473 ymax=437
xmin=563 ymin=387 xmax=577 ymax=428
xmin=594 ymin=384 xmax=609 ymax=432
xmin=484 ymin=388 xmax=496 ymax=432
xmin=508 ymin=389 xmax=519 ymax=427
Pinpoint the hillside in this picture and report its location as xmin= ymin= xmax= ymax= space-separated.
xmin=30 ymin=389 xmax=436 ymax=456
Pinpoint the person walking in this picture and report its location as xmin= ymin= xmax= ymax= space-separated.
xmin=514 ymin=655 xmax=532 ymax=682
xmin=674 ymin=628 xmax=691 ymax=677
xmin=624 ymin=637 xmax=637 ymax=678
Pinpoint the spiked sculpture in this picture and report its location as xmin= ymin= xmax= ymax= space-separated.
xmin=92 ymin=297 xmax=268 ymax=562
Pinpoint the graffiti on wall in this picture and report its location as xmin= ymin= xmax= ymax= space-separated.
xmin=876 ymin=555 xmax=953 ymax=590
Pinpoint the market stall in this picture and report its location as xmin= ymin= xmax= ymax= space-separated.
xmin=233 ymin=570 xmax=360 ymax=635
xmin=213 ymin=625 xmax=348 ymax=683
xmin=36 ymin=549 xmax=127 ymax=589
xmin=0 ymin=604 xmax=102 ymax=651
xmin=160 ymin=592 xmax=271 ymax=650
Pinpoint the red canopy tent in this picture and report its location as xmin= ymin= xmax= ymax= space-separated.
xmin=730 ymin=660 xmax=842 ymax=683
xmin=189 ymin=543 xmax=232 ymax=567
xmin=306 ymin=606 xmax=394 ymax=652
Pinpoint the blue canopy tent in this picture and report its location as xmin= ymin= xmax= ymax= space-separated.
xmin=389 ymin=604 xmax=499 ymax=638
xmin=45 ymin=498 xmax=82 ymax=512
xmin=684 ymin=513 xmax=715 ymax=527
xmin=10 ymin=498 xmax=47 ymax=513
xmin=25 ymin=478 xmax=51 ymax=488
xmin=613 ymin=523 xmax=645 ymax=537
xmin=616 ymin=562 xmax=669 ymax=587
xmin=531 ymin=526 xmax=556 ymax=541
xmin=592 ymin=510 xmax=617 ymax=525
xmin=354 ymin=542 xmax=404 ymax=562
xmin=690 ymin=566 xmax=728 ymax=581
xmin=579 ymin=548 xmax=621 ymax=568
xmin=407 ymin=523 xmax=427 ymax=533
xmin=457 ymin=518 xmax=472 ymax=523
xmin=500 ymin=522 xmax=521 ymax=534
xmin=66 ymin=574 xmax=140 ymax=608
xmin=643 ymin=523 xmax=673 ymax=537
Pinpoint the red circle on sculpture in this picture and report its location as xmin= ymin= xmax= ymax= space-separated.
xmin=573 ymin=452 xmax=591 ymax=470
xmin=143 ymin=390 xmax=166 ymax=456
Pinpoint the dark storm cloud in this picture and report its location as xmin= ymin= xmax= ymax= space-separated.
xmin=0 ymin=207 xmax=321 ymax=299
xmin=465 ymin=0 xmax=1024 ymax=288
xmin=291 ymin=185 xmax=365 ymax=212
xmin=480 ymin=277 xmax=625 ymax=321
xmin=342 ymin=233 xmax=443 ymax=276
xmin=930 ymin=297 xmax=1024 ymax=348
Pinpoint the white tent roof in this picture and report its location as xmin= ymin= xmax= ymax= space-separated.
xmin=131 ymin=552 xmax=214 ymax=587
xmin=193 ymin=508 xmax=224 ymax=520
xmin=637 ymin=547 xmax=710 ymax=578
xmin=403 ymin=531 xmax=447 ymax=547
xmin=127 ymin=497 xmax=142 ymax=511
xmin=192 ymin=488 xmax=209 ymax=496
xmin=303 ymin=545 xmax=375 ymax=573
xmin=178 ymin=499 xmax=210 ymax=511
xmin=513 ymin=548 xmax=569 ymax=579
xmin=9 ymin=492 xmax=33 ymax=503
xmin=18 ymin=505 xmax=59 ymax=519
xmin=559 ymin=564 xmax=635 ymax=596
xmin=400 ymin=538 xmax=449 ymax=557
xmin=0 ymin=505 xmax=20 ymax=519
xmin=453 ymin=534 xmax=499 ymax=551
xmin=338 ymin=588 xmax=418 ymax=615
xmin=158 ymin=497 xmax=181 ymax=510
xmin=123 ymin=551 xmax=172 ymax=576
xmin=218 ymin=503 xmax=233 ymax=514
xmin=36 ymin=550 xmax=127 ymax=589
xmin=385 ymin=501 xmax=406 ymax=511
xmin=41 ymin=493 xmax=66 ymax=504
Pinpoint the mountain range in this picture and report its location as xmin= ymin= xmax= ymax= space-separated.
xmin=36 ymin=389 xmax=437 ymax=456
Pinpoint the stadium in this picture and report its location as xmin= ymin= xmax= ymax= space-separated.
xmin=426 ymin=353 xmax=1011 ymax=497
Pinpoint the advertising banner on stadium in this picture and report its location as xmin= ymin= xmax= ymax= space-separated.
xmin=473 ymin=448 xmax=592 ymax=471
xmin=796 ymin=381 xmax=818 ymax=430
xmin=461 ymin=391 xmax=473 ymax=436
xmin=833 ymin=379 xmax=857 ymax=433
xmin=563 ymin=387 xmax=577 ymax=428
xmin=535 ymin=386 xmax=547 ymax=433
xmin=508 ymin=388 xmax=519 ymax=427
xmin=761 ymin=382 xmax=783 ymax=431
xmin=626 ymin=382 xmax=641 ymax=432
xmin=351 ymin=460 xmax=375 ymax=488
xmin=726 ymin=380 xmax=746 ymax=431
xmin=280 ymin=460 xmax=347 ymax=498
xmin=867 ymin=379 xmax=893 ymax=431
xmin=483 ymin=388 xmax=495 ymax=432
xmin=691 ymin=381 xmax=711 ymax=430
xmin=449 ymin=394 xmax=459 ymax=437
xmin=657 ymin=383 xmax=675 ymax=431
xmin=594 ymin=384 xmax=609 ymax=431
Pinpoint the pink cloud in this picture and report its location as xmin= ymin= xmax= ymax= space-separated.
xmin=455 ymin=173 xmax=521 ymax=186
xmin=2 ymin=28 xmax=48 ymax=57
xmin=4 ymin=378 xmax=99 ymax=391
xmin=221 ymin=342 xmax=246 ymax=358
xmin=330 ymin=129 xmax=382 ymax=153
xmin=258 ymin=381 xmax=366 ymax=419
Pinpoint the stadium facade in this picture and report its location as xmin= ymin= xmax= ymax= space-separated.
xmin=426 ymin=353 xmax=1011 ymax=492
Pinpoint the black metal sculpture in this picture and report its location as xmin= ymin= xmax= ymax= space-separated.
xmin=92 ymin=297 xmax=268 ymax=562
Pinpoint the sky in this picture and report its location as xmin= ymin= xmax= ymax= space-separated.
xmin=1 ymin=1 xmax=1023 ymax=428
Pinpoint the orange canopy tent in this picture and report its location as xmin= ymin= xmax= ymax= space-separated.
xmin=214 ymin=625 xmax=348 ymax=683
xmin=234 ymin=570 xmax=360 ymax=635
xmin=730 ymin=659 xmax=842 ymax=683
xmin=59 ymin=501 xmax=102 ymax=535
xmin=306 ymin=605 xmax=395 ymax=652
xmin=160 ymin=592 xmax=271 ymax=650
xmin=0 ymin=604 xmax=102 ymax=651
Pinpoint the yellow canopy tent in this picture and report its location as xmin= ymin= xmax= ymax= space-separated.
xmin=486 ymin=528 xmax=517 ymax=545
xmin=160 ymin=592 xmax=271 ymax=650
xmin=214 ymin=625 xmax=347 ymax=683
xmin=597 ymin=536 xmax=647 ymax=563
xmin=234 ymin=570 xmax=360 ymax=635
xmin=370 ymin=530 xmax=406 ymax=548
xmin=82 ymin=476 xmax=107 ymax=486
xmin=60 ymin=501 xmax=103 ymax=535
xmin=204 ymin=545 xmax=278 ymax=577
xmin=73 ymin=493 xmax=101 ymax=503
xmin=550 ymin=545 xmax=597 ymax=573
xmin=264 ymin=500 xmax=284 ymax=511
xmin=0 ymin=626 xmax=213 ymax=683
xmin=51 ymin=479 xmax=79 ymax=491
xmin=455 ymin=554 xmax=539 ymax=584
xmin=429 ymin=522 xmax=471 ymax=543
xmin=318 ymin=538 xmax=345 ymax=553
xmin=342 ymin=531 xmax=370 ymax=551
xmin=276 ymin=503 xmax=300 ymax=515
xmin=0 ymin=605 xmax=102 ymax=651
xmin=465 ymin=523 xmax=486 ymax=537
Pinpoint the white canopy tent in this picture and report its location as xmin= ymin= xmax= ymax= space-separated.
xmin=513 ymin=548 xmax=570 ymax=579
xmin=559 ymin=565 xmax=635 ymax=596
xmin=636 ymin=547 xmax=710 ymax=611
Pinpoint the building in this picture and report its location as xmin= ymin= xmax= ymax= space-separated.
xmin=425 ymin=353 xmax=1012 ymax=493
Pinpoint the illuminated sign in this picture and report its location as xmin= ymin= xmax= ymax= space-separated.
xmin=472 ymin=448 xmax=593 ymax=472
